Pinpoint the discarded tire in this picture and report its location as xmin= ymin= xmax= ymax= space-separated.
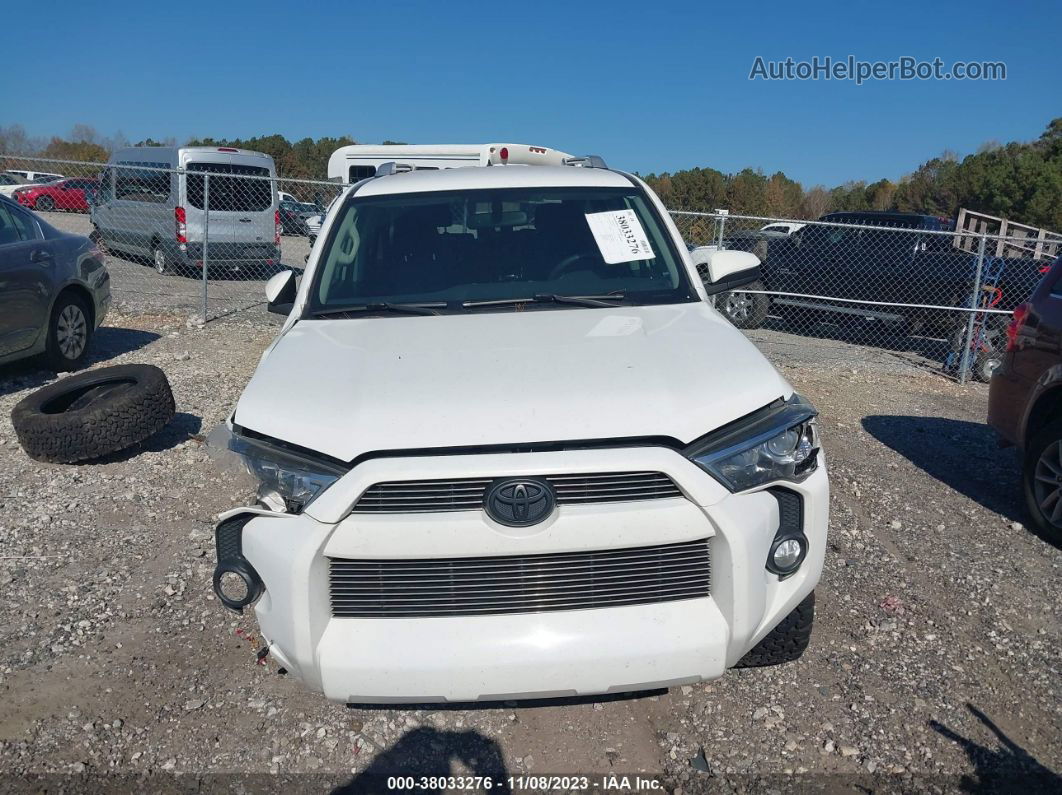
xmin=11 ymin=364 xmax=176 ymax=463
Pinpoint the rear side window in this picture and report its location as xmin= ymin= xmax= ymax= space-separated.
xmin=115 ymin=162 xmax=172 ymax=203
xmin=0 ymin=203 xmax=36 ymax=244
xmin=186 ymin=162 xmax=272 ymax=212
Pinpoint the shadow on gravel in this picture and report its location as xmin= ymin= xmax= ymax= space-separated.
xmin=0 ymin=327 xmax=160 ymax=398
xmin=88 ymin=326 xmax=161 ymax=363
xmin=346 ymin=689 xmax=665 ymax=712
xmin=335 ymin=727 xmax=511 ymax=794
xmin=861 ymin=415 xmax=1023 ymax=523
xmin=930 ymin=703 xmax=1061 ymax=792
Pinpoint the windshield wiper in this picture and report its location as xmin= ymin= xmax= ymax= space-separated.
xmin=311 ymin=302 xmax=446 ymax=317
xmin=463 ymin=291 xmax=627 ymax=309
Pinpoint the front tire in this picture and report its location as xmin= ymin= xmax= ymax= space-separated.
xmin=35 ymin=195 xmax=54 ymax=212
xmin=718 ymin=280 xmax=769 ymax=329
xmin=735 ymin=591 xmax=815 ymax=667
xmin=1022 ymin=418 xmax=1062 ymax=544
xmin=44 ymin=292 xmax=92 ymax=372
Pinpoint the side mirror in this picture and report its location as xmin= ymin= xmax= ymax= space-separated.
xmin=265 ymin=270 xmax=297 ymax=315
xmin=690 ymin=248 xmax=762 ymax=295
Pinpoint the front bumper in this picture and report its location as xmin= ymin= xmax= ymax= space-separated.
xmin=219 ymin=447 xmax=828 ymax=703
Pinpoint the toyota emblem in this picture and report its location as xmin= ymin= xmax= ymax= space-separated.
xmin=484 ymin=478 xmax=555 ymax=527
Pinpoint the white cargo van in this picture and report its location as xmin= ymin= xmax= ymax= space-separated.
xmin=91 ymin=146 xmax=280 ymax=276
xmin=326 ymin=143 xmax=573 ymax=184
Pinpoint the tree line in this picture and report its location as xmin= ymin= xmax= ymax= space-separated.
xmin=1 ymin=119 xmax=1058 ymax=229
xmin=642 ymin=117 xmax=1061 ymax=230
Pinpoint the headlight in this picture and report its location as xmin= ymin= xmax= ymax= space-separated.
xmin=207 ymin=423 xmax=348 ymax=512
xmin=687 ymin=394 xmax=819 ymax=491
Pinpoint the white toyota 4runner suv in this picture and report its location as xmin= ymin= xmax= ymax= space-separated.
xmin=209 ymin=157 xmax=828 ymax=703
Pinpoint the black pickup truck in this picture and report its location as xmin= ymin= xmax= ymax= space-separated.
xmin=717 ymin=211 xmax=1044 ymax=338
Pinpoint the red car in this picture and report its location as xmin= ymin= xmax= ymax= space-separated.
xmin=14 ymin=178 xmax=99 ymax=212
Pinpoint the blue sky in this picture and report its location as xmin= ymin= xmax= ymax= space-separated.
xmin=3 ymin=0 xmax=1059 ymax=187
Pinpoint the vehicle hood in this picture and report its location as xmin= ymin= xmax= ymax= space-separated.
xmin=234 ymin=303 xmax=792 ymax=461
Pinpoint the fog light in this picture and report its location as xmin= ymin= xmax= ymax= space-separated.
xmin=212 ymin=559 xmax=264 ymax=611
xmin=767 ymin=535 xmax=807 ymax=576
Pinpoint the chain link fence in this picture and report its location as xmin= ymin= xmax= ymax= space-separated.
xmin=0 ymin=154 xmax=348 ymax=322
xmin=4 ymin=154 xmax=1060 ymax=383
xmin=671 ymin=210 xmax=1060 ymax=383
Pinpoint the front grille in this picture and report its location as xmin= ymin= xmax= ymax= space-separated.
xmin=352 ymin=472 xmax=683 ymax=513
xmin=329 ymin=538 xmax=710 ymax=618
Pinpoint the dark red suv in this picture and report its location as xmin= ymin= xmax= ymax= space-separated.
xmin=988 ymin=254 xmax=1062 ymax=542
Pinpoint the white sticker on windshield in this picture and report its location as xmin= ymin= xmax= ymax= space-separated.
xmin=584 ymin=210 xmax=656 ymax=264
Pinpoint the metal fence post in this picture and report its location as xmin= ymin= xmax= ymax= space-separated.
xmin=957 ymin=234 xmax=987 ymax=384
xmin=202 ymin=172 xmax=210 ymax=323
xmin=716 ymin=210 xmax=727 ymax=249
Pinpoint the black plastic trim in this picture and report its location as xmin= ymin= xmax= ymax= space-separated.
xmin=213 ymin=514 xmax=265 ymax=612
xmin=345 ymin=435 xmax=685 ymax=469
xmin=701 ymin=265 xmax=764 ymax=296
xmin=765 ymin=487 xmax=808 ymax=577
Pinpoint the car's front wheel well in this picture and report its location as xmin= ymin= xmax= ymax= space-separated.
xmin=53 ymin=284 xmax=95 ymax=329
xmin=1024 ymin=387 xmax=1062 ymax=447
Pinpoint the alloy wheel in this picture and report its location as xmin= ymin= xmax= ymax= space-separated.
xmin=56 ymin=304 xmax=88 ymax=360
xmin=1032 ymin=439 xmax=1062 ymax=528
xmin=723 ymin=291 xmax=751 ymax=322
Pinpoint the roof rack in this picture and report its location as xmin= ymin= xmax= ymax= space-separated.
xmin=373 ymin=155 xmax=610 ymax=178
xmin=562 ymin=155 xmax=609 ymax=169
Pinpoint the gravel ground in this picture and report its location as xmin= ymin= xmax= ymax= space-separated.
xmin=0 ymin=310 xmax=1059 ymax=794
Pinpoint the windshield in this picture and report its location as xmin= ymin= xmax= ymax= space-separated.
xmin=308 ymin=186 xmax=695 ymax=312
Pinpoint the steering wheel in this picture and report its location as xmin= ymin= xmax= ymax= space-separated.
xmin=548 ymin=252 xmax=600 ymax=281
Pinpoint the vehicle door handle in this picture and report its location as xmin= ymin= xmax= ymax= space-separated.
xmin=30 ymin=248 xmax=52 ymax=264
xmin=239 ymin=218 xmax=252 ymax=223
